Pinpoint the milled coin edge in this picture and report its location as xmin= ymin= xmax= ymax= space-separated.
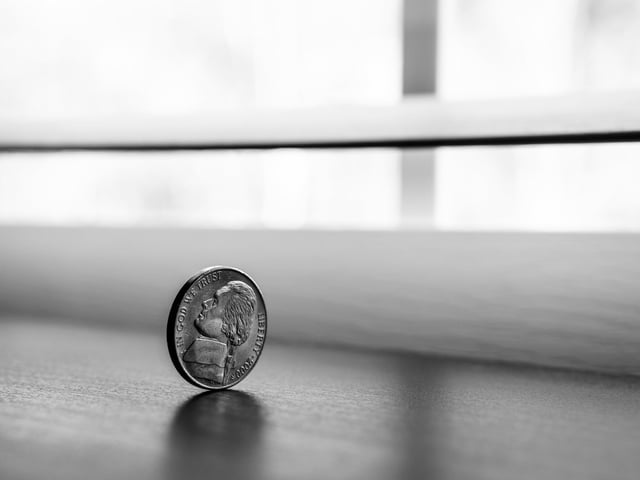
xmin=166 ymin=265 xmax=268 ymax=391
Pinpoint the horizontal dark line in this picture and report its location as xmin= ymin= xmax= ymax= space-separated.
xmin=2 ymin=131 xmax=640 ymax=152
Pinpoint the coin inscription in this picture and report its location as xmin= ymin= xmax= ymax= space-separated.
xmin=167 ymin=266 xmax=267 ymax=390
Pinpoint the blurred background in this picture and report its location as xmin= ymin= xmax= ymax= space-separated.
xmin=2 ymin=0 xmax=640 ymax=231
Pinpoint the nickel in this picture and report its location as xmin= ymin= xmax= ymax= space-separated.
xmin=167 ymin=266 xmax=267 ymax=390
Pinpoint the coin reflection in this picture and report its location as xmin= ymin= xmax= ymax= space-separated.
xmin=166 ymin=391 xmax=265 ymax=480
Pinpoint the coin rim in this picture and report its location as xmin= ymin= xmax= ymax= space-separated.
xmin=166 ymin=265 xmax=268 ymax=390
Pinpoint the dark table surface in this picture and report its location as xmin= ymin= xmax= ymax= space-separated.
xmin=1 ymin=317 xmax=640 ymax=480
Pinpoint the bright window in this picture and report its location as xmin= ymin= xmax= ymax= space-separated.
xmin=2 ymin=0 xmax=640 ymax=231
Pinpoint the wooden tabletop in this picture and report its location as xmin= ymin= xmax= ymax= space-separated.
xmin=2 ymin=317 xmax=640 ymax=480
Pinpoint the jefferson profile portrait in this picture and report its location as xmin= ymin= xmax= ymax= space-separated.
xmin=182 ymin=280 xmax=257 ymax=384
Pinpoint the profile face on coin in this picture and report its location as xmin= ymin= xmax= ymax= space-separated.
xmin=167 ymin=266 xmax=267 ymax=390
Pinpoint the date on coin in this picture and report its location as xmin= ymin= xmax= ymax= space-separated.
xmin=167 ymin=266 xmax=267 ymax=390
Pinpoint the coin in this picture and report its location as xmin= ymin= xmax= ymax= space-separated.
xmin=167 ymin=266 xmax=267 ymax=390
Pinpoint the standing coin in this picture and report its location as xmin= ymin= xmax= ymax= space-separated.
xmin=167 ymin=266 xmax=267 ymax=390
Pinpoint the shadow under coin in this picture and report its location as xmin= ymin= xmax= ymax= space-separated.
xmin=165 ymin=390 xmax=266 ymax=480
